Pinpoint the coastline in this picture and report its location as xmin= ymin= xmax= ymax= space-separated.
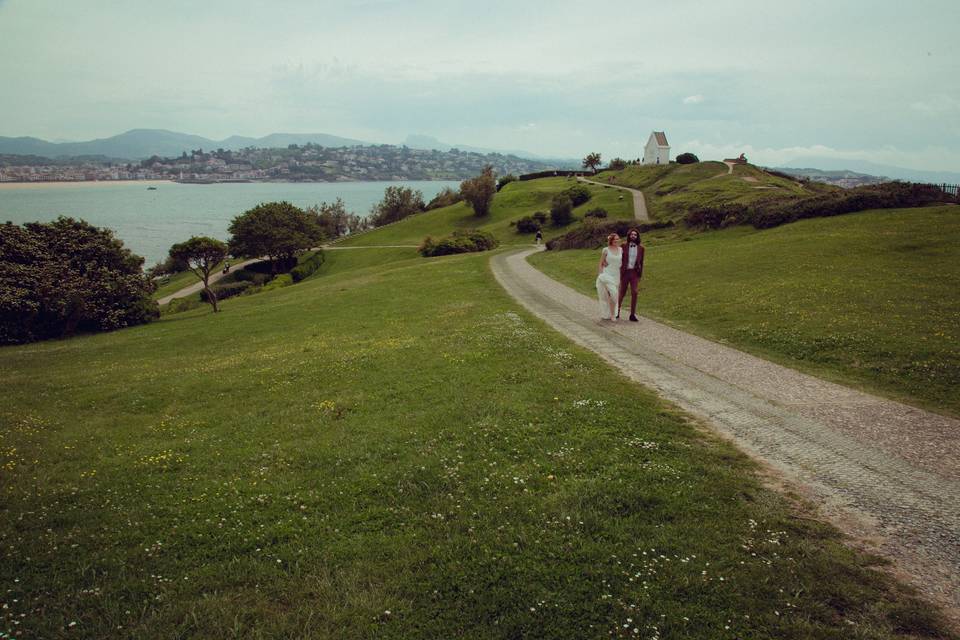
xmin=0 ymin=179 xmax=174 ymax=190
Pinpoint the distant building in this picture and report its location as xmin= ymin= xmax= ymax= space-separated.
xmin=642 ymin=131 xmax=670 ymax=165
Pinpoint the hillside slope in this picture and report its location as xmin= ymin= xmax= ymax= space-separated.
xmin=0 ymin=247 xmax=948 ymax=638
xmin=591 ymin=161 xmax=835 ymax=221
xmin=336 ymin=177 xmax=634 ymax=247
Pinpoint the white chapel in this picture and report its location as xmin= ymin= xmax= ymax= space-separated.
xmin=642 ymin=131 xmax=670 ymax=165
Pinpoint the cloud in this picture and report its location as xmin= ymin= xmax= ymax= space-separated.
xmin=682 ymin=94 xmax=705 ymax=105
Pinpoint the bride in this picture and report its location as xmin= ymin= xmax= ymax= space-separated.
xmin=596 ymin=233 xmax=621 ymax=320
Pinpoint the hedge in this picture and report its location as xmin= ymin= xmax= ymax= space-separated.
xmin=546 ymin=220 xmax=674 ymax=250
xmin=419 ymin=230 xmax=498 ymax=257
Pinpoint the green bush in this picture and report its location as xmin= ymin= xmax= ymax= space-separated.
xmin=550 ymin=195 xmax=574 ymax=226
xmin=516 ymin=216 xmax=541 ymax=233
xmin=419 ymin=230 xmax=498 ymax=257
xmin=676 ymin=152 xmax=700 ymax=164
xmin=228 ymin=269 xmax=272 ymax=286
xmin=290 ymin=250 xmax=326 ymax=282
xmin=561 ymin=184 xmax=591 ymax=206
xmin=585 ymin=208 xmax=608 ymax=219
xmin=164 ymin=296 xmax=204 ymax=314
xmin=683 ymin=182 xmax=958 ymax=231
xmin=0 ymin=217 xmax=157 ymax=344
xmin=496 ymin=174 xmax=517 ymax=191
xmin=532 ymin=211 xmax=548 ymax=224
xmin=425 ymin=187 xmax=463 ymax=211
xmin=262 ymin=274 xmax=293 ymax=291
xmin=201 ymin=280 xmax=252 ymax=302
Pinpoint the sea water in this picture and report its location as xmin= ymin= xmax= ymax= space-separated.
xmin=0 ymin=180 xmax=459 ymax=265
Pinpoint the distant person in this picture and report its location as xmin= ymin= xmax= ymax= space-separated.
xmin=223 ymin=261 xmax=231 ymax=274
xmin=535 ymin=229 xmax=543 ymax=246
xmin=617 ymin=228 xmax=644 ymax=321
xmin=595 ymin=233 xmax=622 ymax=321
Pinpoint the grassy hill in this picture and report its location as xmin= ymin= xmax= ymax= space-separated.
xmin=1 ymin=244 xmax=949 ymax=638
xmin=336 ymin=177 xmax=634 ymax=248
xmin=590 ymin=161 xmax=835 ymax=222
xmin=530 ymin=205 xmax=960 ymax=416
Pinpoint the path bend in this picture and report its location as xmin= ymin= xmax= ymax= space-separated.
xmin=491 ymin=247 xmax=960 ymax=618
xmin=578 ymin=176 xmax=649 ymax=221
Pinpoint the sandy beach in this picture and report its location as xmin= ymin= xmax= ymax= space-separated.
xmin=0 ymin=179 xmax=174 ymax=190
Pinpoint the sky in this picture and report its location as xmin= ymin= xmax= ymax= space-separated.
xmin=1 ymin=0 xmax=958 ymax=170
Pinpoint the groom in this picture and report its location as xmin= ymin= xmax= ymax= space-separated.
xmin=617 ymin=228 xmax=644 ymax=322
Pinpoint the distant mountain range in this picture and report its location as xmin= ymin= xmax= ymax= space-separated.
xmin=0 ymin=129 xmax=369 ymax=160
xmin=780 ymin=156 xmax=960 ymax=184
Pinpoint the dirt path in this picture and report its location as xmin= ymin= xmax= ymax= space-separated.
xmin=491 ymin=247 xmax=960 ymax=620
xmin=723 ymin=161 xmax=735 ymax=174
xmin=577 ymin=176 xmax=649 ymax=221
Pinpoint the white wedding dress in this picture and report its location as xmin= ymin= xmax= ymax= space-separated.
xmin=595 ymin=247 xmax=621 ymax=319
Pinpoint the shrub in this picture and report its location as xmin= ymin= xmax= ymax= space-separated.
xmin=419 ymin=230 xmax=498 ymax=257
xmin=608 ymin=158 xmax=627 ymax=170
xmin=229 ymin=269 xmax=272 ymax=286
xmin=425 ymin=187 xmax=463 ymax=211
xmin=201 ymin=280 xmax=252 ymax=302
xmin=0 ymin=217 xmax=157 ymax=344
xmin=546 ymin=220 xmax=674 ymax=250
xmin=676 ymin=152 xmax=700 ymax=164
xmin=681 ymin=181 xmax=957 ymax=231
xmin=496 ymin=174 xmax=517 ymax=191
xmin=290 ymin=250 xmax=326 ymax=282
xmin=532 ymin=211 xmax=548 ymax=224
xmin=550 ymin=195 xmax=574 ymax=226
xmin=516 ymin=216 xmax=541 ymax=233
xmin=262 ymin=274 xmax=293 ymax=291
xmin=369 ymin=186 xmax=426 ymax=226
xmin=164 ymin=296 xmax=204 ymax=314
xmin=561 ymin=184 xmax=591 ymax=206
xmin=585 ymin=208 xmax=608 ymax=219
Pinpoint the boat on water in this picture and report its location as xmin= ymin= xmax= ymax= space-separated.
xmin=147 ymin=186 xmax=157 ymax=190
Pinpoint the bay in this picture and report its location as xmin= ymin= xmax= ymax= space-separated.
xmin=0 ymin=180 xmax=459 ymax=265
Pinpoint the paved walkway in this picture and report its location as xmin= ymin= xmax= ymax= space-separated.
xmin=491 ymin=247 xmax=960 ymax=617
xmin=156 ymin=257 xmax=264 ymax=305
xmin=578 ymin=176 xmax=649 ymax=221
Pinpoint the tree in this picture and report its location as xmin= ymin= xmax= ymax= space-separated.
xmin=168 ymin=236 xmax=229 ymax=312
xmin=369 ymin=186 xmax=426 ymax=226
xmin=676 ymin=152 xmax=700 ymax=164
xmin=582 ymin=152 xmax=602 ymax=173
xmin=308 ymin=198 xmax=371 ymax=240
xmin=496 ymin=174 xmax=517 ymax=192
xmin=0 ymin=217 xmax=158 ymax=344
xmin=608 ymin=157 xmax=627 ymax=170
xmin=460 ymin=165 xmax=497 ymax=216
xmin=228 ymin=201 xmax=323 ymax=273
xmin=550 ymin=195 xmax=574 ymax=226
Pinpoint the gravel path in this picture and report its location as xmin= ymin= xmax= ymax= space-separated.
xmin=491 ymin=247 xmax=960 ymax=618
xmin=577 ymin=176 xmax=649 ymax=221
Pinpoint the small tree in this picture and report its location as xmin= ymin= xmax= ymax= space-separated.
xmin=228 ymin=201 xmax=323 ymax=273
xmin=369 ymin=186 xmax=426 ymax=226
xmin=460 ymin=165 xmax=497 ymax=216
xmin=550 ymin=195 xmax=574 ymax=226
xmin=676 ymin=152 xmax=700 ymax=164
xmin=169 ymin=236 xmax=229 ymax=312
xmin=608 ymin=157 xmax=627 ymax=170
xmin=582 ymin=152 xmax=602 ymax=173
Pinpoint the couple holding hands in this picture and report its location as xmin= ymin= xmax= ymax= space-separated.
xmin=595 ymin=228 xmax=644 ymax=322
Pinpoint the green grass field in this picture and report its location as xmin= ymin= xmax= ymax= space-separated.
xmin=529 ymin=206 xmax=960 ymax=417
xmin=591 ymin=162 xmax=832 ymax=222
xmin=335 ymin=177 xmax=634 ymax=248
xmin=1 ymin=246 xmax=949 ymax=638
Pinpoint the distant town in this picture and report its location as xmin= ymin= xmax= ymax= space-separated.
xmin=0 ymin=143 xmax=565 ymax=184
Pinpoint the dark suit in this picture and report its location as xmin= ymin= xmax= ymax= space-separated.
xmin=618 ymin=241 xmax=644 ymax=316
